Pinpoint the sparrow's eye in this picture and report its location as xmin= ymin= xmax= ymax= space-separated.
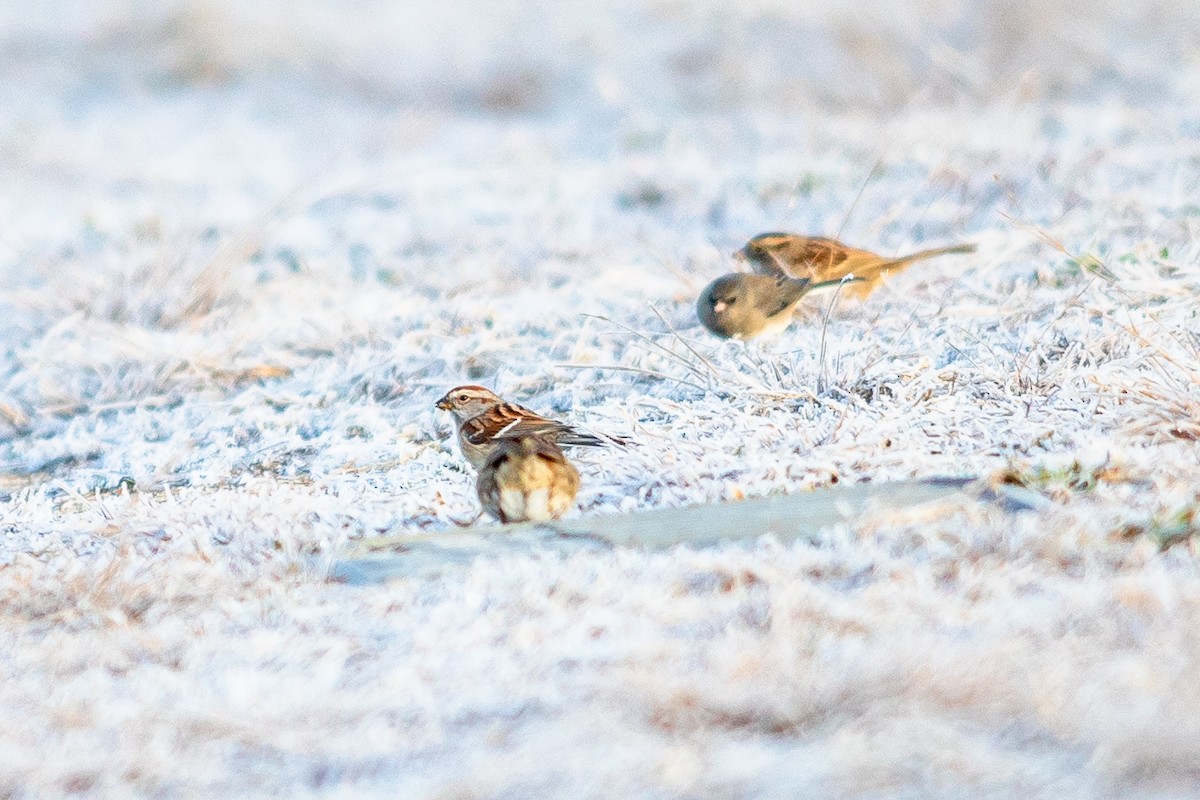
xmin=457 ymin=393 xmax=468 ymax=402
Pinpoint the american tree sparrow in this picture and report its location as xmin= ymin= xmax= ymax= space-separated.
xmin=436 ymin=385 xmax=629 ymax=470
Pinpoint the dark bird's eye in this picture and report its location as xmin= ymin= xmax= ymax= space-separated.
xmin=458 ymin=394 xmax=468 ymax=402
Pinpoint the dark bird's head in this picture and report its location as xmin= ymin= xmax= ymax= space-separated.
xmin=698 ymin=272 xmax=846 ymax=340
xmin=697 ymin=274 xmax=757 ymax=340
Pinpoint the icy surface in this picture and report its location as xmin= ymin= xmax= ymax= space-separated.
xmin=2 ymin=1 xmax=1200 ymax=796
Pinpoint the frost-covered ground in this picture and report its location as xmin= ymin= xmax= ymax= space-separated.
xmin=2 ymin=1 xmax=1200 ymax=797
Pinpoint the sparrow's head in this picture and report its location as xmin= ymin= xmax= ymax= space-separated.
xmin=734 ymin=232 xmax=796 ymax=266
xmin=435 ymin=385 xmax=502 ymax=420
xmin=697 ymin=274 xmax=753 ymax=340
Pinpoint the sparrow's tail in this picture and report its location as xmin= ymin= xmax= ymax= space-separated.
xmin=559 ymin=430 xmax=633 ymax=449
xmin=839 ymin=242 xmax=976 ymax=299
xmin=885 ymin=242 xmax=977 ymax=270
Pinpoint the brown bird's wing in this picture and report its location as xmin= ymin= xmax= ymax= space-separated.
xmin=462 ymin=403 xmax=628 ymax=449
xmin=761 ymin=238 xmax=976 ymax=299
xmin=462 ymin=404 xmax=576 ymax=445
xmin=749 ymin=237 xmax=857 ymax=280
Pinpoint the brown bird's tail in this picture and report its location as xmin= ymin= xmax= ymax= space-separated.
xmin=885 ymin=242 xmax=977 ymax=269
xmin=843 ymin=242 xmax=976 ymax=299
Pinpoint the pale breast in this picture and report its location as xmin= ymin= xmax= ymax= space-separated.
xmin=457 ymin=428 xmax=494 ymax=470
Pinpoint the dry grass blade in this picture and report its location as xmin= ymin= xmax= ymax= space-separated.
xmin=815 ymin=277 xmax=856 ymax=394
xmin=647 ymin=302 xmax=721 ymax=379
xmin=207 ymin=364 xmax=295 ymax=388
xmin=834 ymin=157 xmax=883 ymax=239
xmin=581 ymin=313 xmax=719 ymax=386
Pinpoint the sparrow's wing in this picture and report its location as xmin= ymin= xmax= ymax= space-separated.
xmin=800 ymin=238 xmax=977 ymax=278
xmin=750 ymin=237 xmax=853 ymax=280
xmin=462 ymin=404 xmax=574 ymax=445
xmin=758 ymin=237 xmax=975 ymax=299
xmin=796 ymin=238 xmax=891 ymax=282
xmin=464 ymin=404 xmax=629 ymax=449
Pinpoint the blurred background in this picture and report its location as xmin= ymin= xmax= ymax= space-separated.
xmin=0 ymin=0 xmax=1198 ymax=436
xmin=3 ymin=0 xmax=1196 ymax=116
xmin=1 ymin=0 xmax=1196 ymax=288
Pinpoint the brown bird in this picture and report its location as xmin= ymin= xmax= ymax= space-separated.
xmin=476 ymin=436 xmax=580 ymax=523
xmin=436 ymin=385 xmax=628 ymax=470
xmin=697 ymin=273 xmax=859 ymax=340
xmin=735 ymin=232 xmax=975 ymax=300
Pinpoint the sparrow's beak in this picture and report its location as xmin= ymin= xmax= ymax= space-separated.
xmin=713 ymin=301 xmax=727 ymax=314
xmin=435 ymin=397 xmax=452 ymax=411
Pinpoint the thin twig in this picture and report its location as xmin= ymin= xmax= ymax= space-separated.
xmin=646 ymin=302 xmax=721 ymax=378
xmin=581 ymin=313 xmax=714 ymax=383
xmin=835 ymin=158 xmax=883 ymax=240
